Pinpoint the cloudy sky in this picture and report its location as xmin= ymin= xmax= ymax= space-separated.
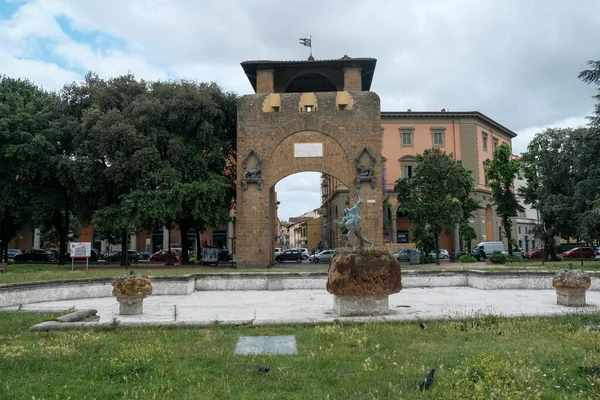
xmin=1 ymin=0 xmax=598 ymax=221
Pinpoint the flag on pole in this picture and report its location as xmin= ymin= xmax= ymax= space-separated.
xmin=299 ymin=38 xmax=311 ymax=47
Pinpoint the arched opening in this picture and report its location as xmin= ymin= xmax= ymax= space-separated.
xmin=285 ymin=72 xmax=337 ymax=93
xmin=271 ymin=171 xmax=350 ymax=265
xmin=485 ymin=205 xmax=493 ymax=241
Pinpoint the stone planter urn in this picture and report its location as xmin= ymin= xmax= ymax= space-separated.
xmin=112 ymin=275 xmax=153 ymax=315
xmin=552 ymin=269 xmax=591 ymax=307
xmin=327 ymin=248 xmax=402 ymax=316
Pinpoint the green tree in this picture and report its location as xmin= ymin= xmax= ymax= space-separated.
xmin=0 ymin=76 xmax=58 ymax=261
xmin=576 ymin=60 xmax=600 ymax=243
xmin=62 ymin=73 xmax=155 ymax=266
xmin=128 ymin=80 xmax=237 ymax=264
xmin=394 ymin=148 xmax=475 ymax=265
xmin=485 ymin=143 xmax=524 ymax=255
xmin=520 ymin=128 xmax=582 ymax=260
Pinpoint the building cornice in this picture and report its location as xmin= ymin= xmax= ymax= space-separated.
xmin=381 ymin=111 xmax=517 ymax=138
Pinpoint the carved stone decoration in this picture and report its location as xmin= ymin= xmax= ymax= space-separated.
xmin=355 ymin=146 xmax=376 ymax=189
xmin=241 ymin=149 xmax=263 ymax=191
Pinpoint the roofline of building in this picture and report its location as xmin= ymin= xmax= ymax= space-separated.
xmin=241 ymin=58 xmax=377 ymax=92
xmin=381 ymin=111 xmax=517 ymax=138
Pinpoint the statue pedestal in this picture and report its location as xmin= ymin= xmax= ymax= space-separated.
xmin=334 ymin=294 xmax=389 ymax=316
xmin=327 ymin=248 xmax=401 ymax=317
xmin=556 ymin=287 xmax=587 ymax=307
xmin=116 ymin=296 xmax=145 ymax=315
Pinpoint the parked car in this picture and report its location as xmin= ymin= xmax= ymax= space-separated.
xmin=394 ymin=248 xmax=420 ymax=261
xmin=274 ymin=247 xmax=283 ymax=257
xmin=149 ymin=250 xmax=181 ymax=263
xmin=526 ymin=249 xmax=543 ymax=259
xmin=309 ymin=250 xmax=335 ymax=263
xmin=562 ymin=247 xmax=595 ymax=259
xmin=13 ymin=249 xmax=57 ymax=263
xmin=295 ymin=248 xmax=309 ymax=260
xmin=471 ymin=241 xmax=504 ymax=260
xmin=429 ymin=249 xmax=449 ymax=259
xmin=7 ymin=249 xmax=23 ymax=259
xmin=502 ymin=247 xmax=525 ymax=258
xmin=596 ymin=248 xmax=600 ymax=261
xmin=103 ymin=250 xmax=141 ymax=263
xmin=218 ymin=249 xmax=233 ymax=262
xmin=275 ymin=249 xmax=303 ymax=263
xmin=139 ymin=251 xmax=153 ymax=260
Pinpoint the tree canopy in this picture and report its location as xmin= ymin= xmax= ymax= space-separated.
xmin=394 ymin=148 xmax=475 ymax=264
xmin=0 ymin=72 xmax=238 ymax=265
xmin=486 ymin=143 xmax=523 ymax=255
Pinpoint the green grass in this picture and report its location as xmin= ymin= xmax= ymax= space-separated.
xmin=1 ymin=312 xmax=600 ymax=399
xmin=0 ymin=263 xmax=328 ymax=285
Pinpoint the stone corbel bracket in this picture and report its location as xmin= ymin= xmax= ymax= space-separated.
xmin=355 ymin=146 xmax=376 ymax=189
xmin=241 ymin=149 xmax=263 ymax=191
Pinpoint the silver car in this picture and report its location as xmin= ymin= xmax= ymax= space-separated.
xmin=310 ymin=250 xmax=335 ymax=263
xmin=429 ymin=249 xmax=449 ymax=259
xmin=394 ymin=248 xmax=420 ymax=261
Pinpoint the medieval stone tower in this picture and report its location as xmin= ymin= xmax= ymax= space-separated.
xmin=236 ymin=56 xmax=382 ymax=267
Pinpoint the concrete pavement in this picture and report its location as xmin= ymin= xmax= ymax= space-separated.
xmin=9 ymin=286 xmax=600 ymax=328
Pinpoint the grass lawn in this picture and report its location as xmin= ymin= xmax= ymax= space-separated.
xmin=1 ymin=312 xmax=600 ymax=399
xmin=0 ymin=263 xmax=328 ymax=285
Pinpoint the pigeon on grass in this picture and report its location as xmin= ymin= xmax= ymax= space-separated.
xmin=256 ymin=365 xmax=270 ymax=374
xmin=579 ymin=365 xmax=600 ymax=375
xmin=418 ymin=368 xmax=435 ymax=390
xmin=419 ymin=322 xmax=426 ymax=330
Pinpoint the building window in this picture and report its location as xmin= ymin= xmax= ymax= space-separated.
xmin=397 ymin=230 xmax=409 ymax=243
xmin=400 ymin=128 xmax=414 ymax=147
xmin=482 ymin=133 xmax=488 ymax=151
xmin=400 ymin=155 xmax=416 ymax=180
xmin=432 ymin=129 xmax=445 ymax=147
xmin=483 ymin=162 xmax=489 ymax=185
xmin=518 ymin=227 xmax=521 ymax=234
xmin=493 ymin=138 xmax=499 ymax=151
xmin=498 ymin=227 xmax=502 ymax=240
xmin=402 ymin=132 xmax=413 ymax=147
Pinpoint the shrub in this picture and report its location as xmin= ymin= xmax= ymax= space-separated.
xmin=505 ymin=255 xmax=523 ymax=263
xmin=7 ymin=259 xmax=14 ymax=265
xmin=189 ymin=257 xmax=199 ymax=265
xmin=489 ymin=252 xmax=507 ymax=264
xmin=420 ymin=255 xmax=436 ymax=264
xmin=458 ymin=254 xmax=477 ymax=263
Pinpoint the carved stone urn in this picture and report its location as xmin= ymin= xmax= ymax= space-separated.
xmin=112 ymin=275 xmax=153 ymax=315
xmin=327 ymin=248 xmax=402 ymax=316
xmin=552 ymin=269 xmax=591 ymax=307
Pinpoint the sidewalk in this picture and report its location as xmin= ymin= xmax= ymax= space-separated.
xmin=11 ymin=286 xmax=600 ymax=328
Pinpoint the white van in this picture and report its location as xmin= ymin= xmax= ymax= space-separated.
xmin=471 ymin=241 xmax=504 ymax=260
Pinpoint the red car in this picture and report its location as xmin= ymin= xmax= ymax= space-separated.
xmin=149 ymin=250 xmax=181 ymax=263
xmin=562 ymin=247 xmax=595 ymax=259
xmin=526 ymin=249 xmax=542 ymax=259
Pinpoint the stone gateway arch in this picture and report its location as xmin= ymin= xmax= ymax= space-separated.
xmin=236 ymin=57 xmax=383 ymax=268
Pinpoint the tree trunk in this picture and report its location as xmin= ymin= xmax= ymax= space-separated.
xmin=504 ymin=217 xmax=513 ymax=256
xmin=58 ymin=197 xmax=70 ymax=265
xmin=120 ymin=229 xmax=128 ymax=268
xmin=180 ymin=222 xmax=190 ymax=265
xmin=195 ymin=229 xmax=201 ymax=255
xmin=434 ymin=232 xmax=440 ymax=265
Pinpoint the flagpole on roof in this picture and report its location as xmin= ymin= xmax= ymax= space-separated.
xmin=299 ymin=35 xmax=313 ymax=59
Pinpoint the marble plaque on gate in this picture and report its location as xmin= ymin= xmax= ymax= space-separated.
xmin=294 ymin=143 xmax=323 ymax=158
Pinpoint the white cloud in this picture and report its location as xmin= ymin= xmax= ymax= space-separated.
xmin=275 ymin=172 xmax=321 ymax=221
xmin=1 ymin=0 xmax=599 ymax=216
xmin=513 ymin=115 xmax=591 ymax=155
